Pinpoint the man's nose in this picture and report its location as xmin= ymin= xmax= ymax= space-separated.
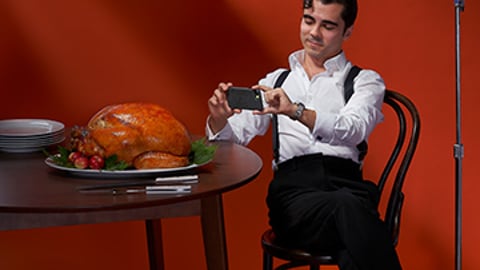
xmin=310 ymin=24 xmax=323 ymax=38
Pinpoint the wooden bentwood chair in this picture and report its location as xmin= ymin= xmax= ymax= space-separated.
xmin=261 ymin=90 xmax=421 ymax=270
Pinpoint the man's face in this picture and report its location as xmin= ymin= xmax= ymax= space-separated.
xmin=300 ymin=1 xmax=352 ymax=63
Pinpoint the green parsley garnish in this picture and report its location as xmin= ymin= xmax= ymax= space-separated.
xmin=44 ymin=146 xmax=74 ymax=167
xmin=104 ymin=155 xmax=130 ymax=170
xmin=190 ymin=138 xmax=217 ymax=165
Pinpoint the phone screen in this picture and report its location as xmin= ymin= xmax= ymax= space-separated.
xmin=227 ymin=87 xmax=263 ymax=110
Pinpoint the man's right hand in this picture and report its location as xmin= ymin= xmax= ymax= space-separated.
xmin=207 ymin=82 xmax=235 ymax=134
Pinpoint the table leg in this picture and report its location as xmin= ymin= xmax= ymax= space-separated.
xmin=145 ymin=219 xmax=165 ymax=270
xmin=201 ymin=194 xmax=228 ymax=270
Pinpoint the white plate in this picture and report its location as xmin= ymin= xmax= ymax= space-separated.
xmin=0 ymin=119 xmax=64 ymax=137
xmin=44 ymin=157 xmax=210 ymax=178
xmin=0 ymin=130 xmax=64 ymax=142
xmin=0 ymin=134 xmax=65 ymax=146
xmin=0 ymin=135 xmax=65 ymax=153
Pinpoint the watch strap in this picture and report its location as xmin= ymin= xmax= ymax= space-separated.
xmin=291 ymin=102 xmax=305 ymax=120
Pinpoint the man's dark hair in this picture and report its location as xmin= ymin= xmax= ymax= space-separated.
xmin=303 ymin=0 xmax=358 ymax=29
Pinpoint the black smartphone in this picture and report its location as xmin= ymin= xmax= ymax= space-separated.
xmin=227 ymin=87 xmax=263 ymax=110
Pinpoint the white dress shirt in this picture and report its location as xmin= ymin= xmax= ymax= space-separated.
xmin=207 ymin=50 xmax=385 ymax=164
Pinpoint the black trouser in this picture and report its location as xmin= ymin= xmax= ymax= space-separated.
xmin=266 ymin=153 xmax=402 ymax=270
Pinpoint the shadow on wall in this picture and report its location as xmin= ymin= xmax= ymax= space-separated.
xmin=0 ymin=0 xmax=279 ymax=134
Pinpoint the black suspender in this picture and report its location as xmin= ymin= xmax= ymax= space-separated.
xmin=272 ymin=70 xmax=291 ymax=163
xmin=343 ymin=65 xmax=369 ymax=161
xmin=344 ymin=65 xmax=362 ymax=103
xmin=271 ymin=65 xmax=367 ymax=163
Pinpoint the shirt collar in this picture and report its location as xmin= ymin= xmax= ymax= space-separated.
xmin=289 ymin=50 xmax=348 ymax=76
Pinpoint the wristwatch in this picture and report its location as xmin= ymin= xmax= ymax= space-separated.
xmin=291 ymin=102 xmax=305 ymax=120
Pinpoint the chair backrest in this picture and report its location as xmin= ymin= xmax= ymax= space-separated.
xmin=376 ymin=89 xmax=421 ymax=246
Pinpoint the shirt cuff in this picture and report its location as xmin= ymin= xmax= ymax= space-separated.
xmin=312 ymin=111 xmax=336 ymax=143
xmin=205 ymin=115 xmax=234 ymax=141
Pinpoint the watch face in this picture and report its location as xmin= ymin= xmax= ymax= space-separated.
xmin=293 ymin=102 xmax=305 ymax=120
xmin=295 ymin=109 xmax=302 ymax=118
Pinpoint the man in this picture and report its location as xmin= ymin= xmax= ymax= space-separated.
xmin=206 ymin=0 xmax=402 ymax=269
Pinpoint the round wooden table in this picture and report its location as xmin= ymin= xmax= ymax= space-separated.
xmin=0 ymin=141 xmax=263 ymax=270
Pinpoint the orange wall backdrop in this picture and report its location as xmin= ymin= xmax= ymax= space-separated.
xmin=0 ymin=1 xmax=479 ymax=269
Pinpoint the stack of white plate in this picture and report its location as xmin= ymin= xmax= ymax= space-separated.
xmin=0 ymin=119 xmax=65 ymax=153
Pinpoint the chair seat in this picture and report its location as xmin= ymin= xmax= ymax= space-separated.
xmin=261 ymin=229 xmax=337 ymax=268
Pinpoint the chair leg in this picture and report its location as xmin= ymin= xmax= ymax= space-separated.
xmin=263 ymin=251 xmax=273 ymax=270
xmin=309 ymin=264 xmax=319 ymax=270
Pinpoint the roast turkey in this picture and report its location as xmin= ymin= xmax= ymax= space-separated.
xmin=70 ymin=102 xmax=191 ymax=169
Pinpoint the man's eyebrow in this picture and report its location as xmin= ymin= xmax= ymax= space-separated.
xmin=303 ymin=14 xmax=315 ymax=21
xmin=302 ymin=14 xmax=339 ymax=26
xmin=320 ymin=19 xmax=339 ymax=26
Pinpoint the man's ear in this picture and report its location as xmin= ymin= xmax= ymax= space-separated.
xmin=343 ymin=26 xmax=353 ymax=40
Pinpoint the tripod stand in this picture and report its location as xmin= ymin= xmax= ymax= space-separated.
xmin=454 ymin=1 xmax=464 ymax=270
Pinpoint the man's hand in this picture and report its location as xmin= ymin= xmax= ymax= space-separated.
xmin=207 ymin=82 xmax=237 ymax=133
xmin=254 ymin=85 xmax=316 ymax=131
xmin=254 ymin=85 xmax=296 ymax=118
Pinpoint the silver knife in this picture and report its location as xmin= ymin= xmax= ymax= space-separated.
xmin=77 ymin=175 xmax=198 ymax=191
xmin=80 ymin=185 xmax=192 ymax=195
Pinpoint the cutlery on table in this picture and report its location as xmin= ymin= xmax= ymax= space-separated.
xmin=77 ymin=175 xmax=198 ymax=192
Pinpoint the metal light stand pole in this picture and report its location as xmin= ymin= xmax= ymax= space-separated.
xmin=454 ymin=1 xmax=464 ymax=270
